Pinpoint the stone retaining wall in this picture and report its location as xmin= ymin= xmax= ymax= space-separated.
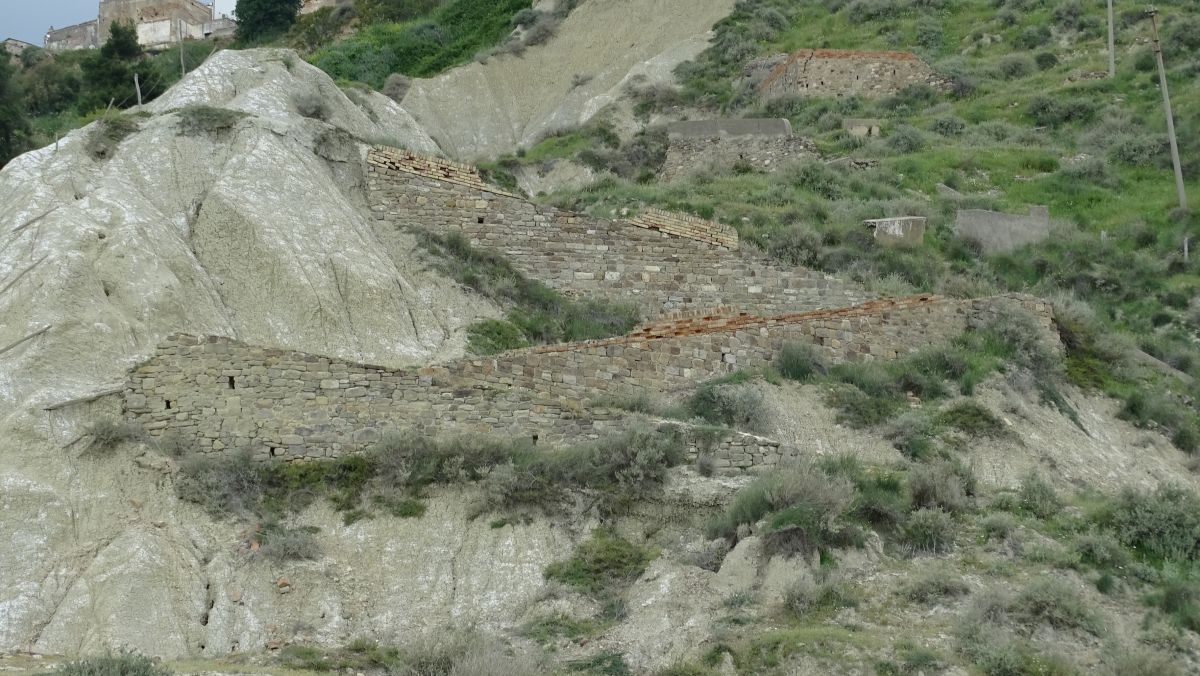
xmin=122 ymin=294 xmax=1052 ymax=465
xmin=662 ymin=135 xmax=817 ymax=182
xmin=751 ymin=49 xmax=939 ymax=99
xmin=366 ymin=148 xmax=868 ymax=317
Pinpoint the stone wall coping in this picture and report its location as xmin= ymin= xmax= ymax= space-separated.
xmin=368 ymin=146 xmax=521 ymax=199
xmin=626 ymin=208 xmax=740 ymax=249
xmin=666 ymin=118 xmax=793 ymax=139
xmin=148 ymin=293 xmax=1047 ymax=377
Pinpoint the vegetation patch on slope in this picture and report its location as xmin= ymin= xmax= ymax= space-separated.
xmin=536 ymin=0 xmax=1199 ymax=454
xmin=415 ymin=230 xmax=639 ymax=354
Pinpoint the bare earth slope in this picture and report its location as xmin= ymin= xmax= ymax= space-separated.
xmin=0 ymin=48 xmax=483 ymax=418
xmin=401 ymin=0 xmax=736 ymax=160
xmin=0 ymin=49 xmax=509 ymax=656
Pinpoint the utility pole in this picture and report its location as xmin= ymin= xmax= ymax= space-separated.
xmin=178 ymin=19 xmax=186 ymax=78
xmin=1106 ymin=0 xmax=1116 ymax=77
xmin=1148 ymin=9 xmax=1188 ymax=211
xmin=134 ymin=73 xmax=142 ymax=106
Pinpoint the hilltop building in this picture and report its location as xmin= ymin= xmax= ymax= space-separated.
xmin=45 ymin=20 xmax=100 ymax=51
xmin=3 ymin=38 xmax=37 ymax=58
xmin=45 ymin=0 xmax=234 ymax=52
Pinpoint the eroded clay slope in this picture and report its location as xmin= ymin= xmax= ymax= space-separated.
xmin=0 ymin=48 xmax=488 ymax=419
xmin=401 ymin=0 xmax=736 ymax=160
xmin=0 ymin=49 xmax=501 ymax=655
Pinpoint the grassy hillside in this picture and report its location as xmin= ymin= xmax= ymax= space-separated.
xmin=300 ymin=0 xmax=582 ymax=88
xmin=521 ymin=0 xmax=1199 ymax=455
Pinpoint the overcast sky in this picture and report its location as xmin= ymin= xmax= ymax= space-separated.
xmin=4 ymin=0 xmax=237 ymax=45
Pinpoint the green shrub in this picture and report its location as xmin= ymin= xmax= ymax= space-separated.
xmin=909 ymin=461 xmax=975 ymax=513
xmin=826 ymin=383 xmax=903 ymax=428
xmin=854 ymin=472 xmax=910 ymax=528
xmin=257 ymin=522 xmax=321 ymax=562
xmin=901 ymin=566 xmax=970 ymax=603
xmin=937 ymin=401 xmax=1007 ymax=438
xmin=521 ymin=613 xmax=603 ymax=644
xmin=1118 ymin=391 xmax=1200 ymax=453
xmin=178 ymin=428 xmax=683 ymax=525
xmin=480 ymin=426 xmax=686 ymax=515
xmin=1013 ymin=25 xmax=1052 ymax=49
xmin=1029 ymin=95 xmax=1096 ymax=127
xmin=176 ymin=105 xmax=246 ymax=136
xmin=902 ymin=508 xmax=955 ymax=553
xmin=417 ymin=231 xmax=639 ymax=349
xmin=887 ymin=125 xmax=927 ymax=154
xmin=544 ymin=529 xmax=656 ymax=596
xmin=85 ymin=114 xmax=139 ymax=160
xmin=293 ymin=92 xmax=331 ymax=121
xmin=708 ymin=464 xmax=858 ymax=556
xmin=1101 ymin=646 xmax=1186 ymax=676
xmin=1035 ymin=51 xmax=1060 ymax=70
xmin=963 ymin=638 xmax=1078 ymax=676
xmin=980 ymin=513 xmax=1017 ymax=540
xmin=310 ymin=0 xmax=532 ymax=87
xmin=1059 ymin=156 xmax=1119 ymax=188
xmin=1073 ymin=532 xmax=1130 ymax=570
xmin=1017 ymin=472 xmax=1061 ymax=519
xmin=84 ymin=418 xmax=142 ymax=454
xmin=1147 ymin=572 xmax=1200 ymax=633
xmin=1010 ymin=577 xmax=1100 ymax=634
xmin=996 ymin=55 xmax=1034 ymax=79
xmin=1106 ymin=485 xmax=1200 ymax=561
xmin=774 ymin=342 xmax=826 ymax=381
xmin=885 ymin=411 xmax=936 ymax=460
xmin=54 ymin=650 xmax=171 ymax=676
xmin=931 ymin=116 xmax=967 ymax=137
xmin=382 ymin=73 xmax=411 ymax=102
xmin=686 ymin=381 xmax=768 ymax=433
xmin=466 ymin=318 xmax=529 ymax=354
xmin=784 ymin=576 xmax=859 ymax=617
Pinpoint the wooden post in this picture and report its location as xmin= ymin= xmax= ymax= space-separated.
xmin=179 ymin=20 xmax=186 ymax=78
xmin=1149 ymin=10 xmax=1188 ymax=211
xmin=134 ymin=73 xmax=142 ymax=106
xmin=1106 ymin=0 xmax=1116 ymax=77
xmin=1186 ymin=236 xmax=1191 ymax=263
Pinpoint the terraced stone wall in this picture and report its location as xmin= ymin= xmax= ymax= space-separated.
xmin=122 ymin=295 xmax=1052 ymax=465
xmin=365 ymin=148 xmax=869 ymax=317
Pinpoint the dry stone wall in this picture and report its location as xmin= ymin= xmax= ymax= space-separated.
xmin=750 ymin=49 xmax=940 ymax=99
xmin=366 ymin=147 xmax=869 ymax=317
xmin=662 ymin=119 xmax=816 ymax=182
xmin=122 ymin=294 xmax=1052 ymax=467
xmin=662 ymin=135 xmax=817 ymax=182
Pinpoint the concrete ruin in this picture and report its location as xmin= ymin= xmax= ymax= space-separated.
xmin=749 ymin=49 xmax=940 ymax=99
xmin=662 ymin=118 xmax=816 ymax=181
xmin=865 ymin=216 xmax=926 ymax=246
xmin=843 ymin=118 xmax=883 ymax=137
xmin=954 ymin=206 xmax=1054 ymax=254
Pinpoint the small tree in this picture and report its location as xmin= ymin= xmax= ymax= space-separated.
xmin=236 ymin=0 xmax=303 ymax=42
xmin=78 ymin=21 xmax=156 ymax=112
xmin=0 ymin=53 xmax=31 ymax=166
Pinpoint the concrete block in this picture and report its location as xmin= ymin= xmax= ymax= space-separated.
xmin=865 ymin=216 xmax=926 ymax=246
